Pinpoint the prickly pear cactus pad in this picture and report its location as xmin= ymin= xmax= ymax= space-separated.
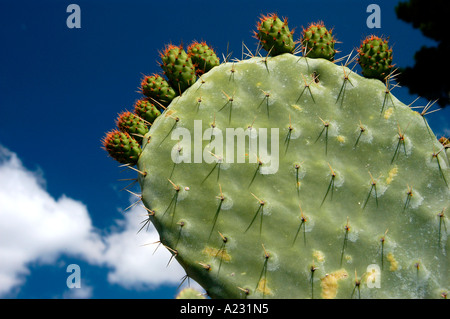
xmin=135 ymin=54 xmax=449 ymax=299
xmin=103 ymin=15 xmax=449 ymax=299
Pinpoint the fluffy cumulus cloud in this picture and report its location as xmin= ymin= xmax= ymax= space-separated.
xmin=101 ymin=205 xmax=186 ymax=289
xmin=62 ymin=282 xmax=94 ymax=299
xmin=0 ymin=146 xmax=190 ymax=297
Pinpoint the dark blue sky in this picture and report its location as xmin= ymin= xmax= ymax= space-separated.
xmin=0 ymin=0 xmax=448 ymax=299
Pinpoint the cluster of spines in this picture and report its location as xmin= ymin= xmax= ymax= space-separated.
xmin=103 ymin=98 xmax=160 ymax=165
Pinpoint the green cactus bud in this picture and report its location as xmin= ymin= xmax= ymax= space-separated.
xmin=160 ymin=44 xmax=196 ymax=94
xmin=102 ymin=130 xmax=141 ymax=165
xmin=116 ymin=111 xmax=149 ymax=143
xmin=254 ymin=13 xmax=295 ymax=56
xmin=301 ymin=21 xmax=337 ymax=61
xmin=134 ymin=99 xmax=161 ymax=125
xmin=187 ymin=41 xmax=220 ymax=75
xmin=358 ymin=35 xmax=393 ymax=81
xmin=141 ymin=74 xmax=177 ymax=106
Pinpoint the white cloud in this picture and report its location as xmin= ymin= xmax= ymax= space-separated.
xmin=101 ymin=204 xmax=187 ymax=290
xmin=0 ymin=145 xmax=199 ymax=298
xmin=0 ymin=146 xmax=105 ymax=296
xmin=62 ymin=282 xmax=94 ymax=299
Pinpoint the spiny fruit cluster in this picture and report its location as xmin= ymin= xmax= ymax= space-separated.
xmin=102 ymin=13 xmax=449 ymax=299
xmin=103 ymin=41 xmax=220 ymax=163
xmin=253 ymin=14 xmax=392 ymax=80
xmin=103 ymin=15 xmax=396 ymax=166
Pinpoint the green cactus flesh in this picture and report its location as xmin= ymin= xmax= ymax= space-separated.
xmin=134 ymin=53 xmax=449 ymax=299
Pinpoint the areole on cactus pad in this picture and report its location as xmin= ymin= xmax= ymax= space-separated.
xmin=102 ymin=14 xmax=449 ymax=299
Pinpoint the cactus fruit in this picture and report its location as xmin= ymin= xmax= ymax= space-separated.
xmin=187 ymin=41 xmax=220 ymax=75
xmin=301 ymin=21 xmax=337 ymax=61
xmin=160 ymin=44 xmax=196 ymax=94
xmin=103 ymin=15 xmax=449 ymax=299
xmin=357 ymin=35 xmax=394 ymax=81
xmin=254 ymin=13 xmax=296 ymax=56
xmin=102 ymin=130 xmax=142 ymax=165
xmin=141 ymin=74 xmax=177 ymax=106
xmin=116 ymin=110 xmax=149 ymax=143
xmin=134 ymin=99 xmax=161 ymax=125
